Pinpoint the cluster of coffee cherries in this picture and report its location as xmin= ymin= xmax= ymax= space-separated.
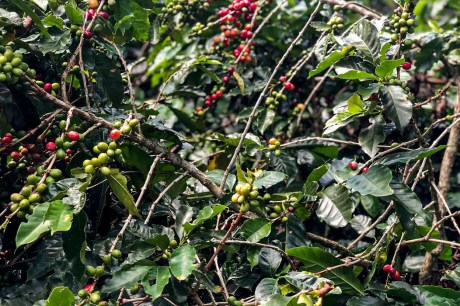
xmin=78 ymin=248 xmax=124 ymax=305
xmin=382 ymin=264 xmax=401 ymax=281
xmin=110 ymin=118 xmax=139 ymax=139
xmin=227 ymin=296 xmax=244 ymax=306
xmin=231 ymin=182 xmax=260 ymax=213
xmin=0 ymin=40 xmax=36 ymax=84
xmin=291 ymin=103 xmax=304 ymax=116
xmin=267 ymin=138 xmax=281 ymax=156
xmin=387 ymin=7 xmax=416 ymax=43
xmin=326 ymin=15 xmax=344 ymax=33
xmin=161 ymin=0 xmax=203 ymax=16
xmin=265 ymin=89 xmax=287 ymax=110
xmin=45 ymin=130 xmax=81 ymax=160
xmin=82 ymin=140 xmax=122 ymax=175
xmin=349 ymin=161 xmax=368 ymax=174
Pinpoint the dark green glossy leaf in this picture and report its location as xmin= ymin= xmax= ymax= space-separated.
xmin=347 ymin=164 xmax=393 ymax=197
xmin=317 ymin=184 xmax=353 ymax=228
xmin=107 ymin=173 xmax=141 ymax=218
xmin=358 ymin=115 xmax=386 ymax=158
xmin=376 ymin=146 xmax=446 ymax=166
xmin=380 ymin=85 xmax=412 ymax=132
xmin=239 ymin=218 xmax=271 ymax=243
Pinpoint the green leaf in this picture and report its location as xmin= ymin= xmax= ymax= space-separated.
xmin=183 ymin=205 xmax=227 ymax=235
xmin=347 ymin=94 xmax=364 ymax=114
xmin=360 ymin=195 xmax=381 ymax=218
xmin=45 ymin=287 xmax=74 ymax=306
xmin=255 ymin=278 xmax=279 ymax=302
xmin=309 ymin=51 xmax=345 ymax=78
xmin=94 ymin=53 xmax=124 ymax=107
xmin=0 ymin=8 xmax=22 ymax=26
xmin=42 ymin=15 xmax=64 ymax=29
xmin=44 ymin=200 xmax=73 ymax=235
xmin=286 ymin=214 xmax=310 ymax=250
xmin=142 ymin=266 xmax=170 ymax=301
xmin=16 ymin=203 xmax=51 ymax=247
xmin=107 ymin=173 xmax=141 ymax=218
xmin=287 ymin=247 xmax=364 ymax=295
xmin=358 ymin=115 xmax=386 ymax=158
xmin=389 ymin=181 xmax=426 ymax=218
xmin=442 ymin=266 xmax=460 ymax=287
xmin=317 ymin=184 xmax=353 ymax=228
xmin=169 ymin=245 xmax=197 ymax=281
xmin=255 ymin=109 xmax=276 ymax=134
xmin=236 ymin=160 xmax=249 ymax=183
xmin=239 ymin=218 xmax=271 ymax=243
xmin=39 ymin=30 xmax=72 ymax=55
xmin=377 ymin=146 xmax=446 ymax=166
xmin=62 ymin=213 xmax=87 ymax=278
xmin=206 ymin=170 xmax=236 ymax=192
xmin=259 ymin=248 xmax=282 ymax=276
xmin=380 ymin=85 xmax=413 ymax=132
xmin=416 ymin=285 xmax=460 ymax=304
xmin=375 ymin=58 xmax=405 ymax=78
xmin=347 ymin=164 xmax=393 ymax=197
xmin=175 ymin=206 xmax=193 ymax=239
xmin=102 ymin=265 xmax=153 ymax=293
xmin=253 ymin=171 xmax=286 ymax=189
xmin=284 ymin=272 xmax=330 ymax=291
xmin=335 ymin=70 xmax=378 ymax=80
xmin=65 ymin=2 xmax=83 ymax=25
xmin=9 ymin=0 xmax=50 ymax=38
xmin=131 ymin=1 xmax=151 ymax=42
xmin=344 ymin=19 xmax=380 ymax=62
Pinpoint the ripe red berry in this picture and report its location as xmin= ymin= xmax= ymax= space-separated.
xmin=284 ymin=82 xmax=295 ymax=91
xmin=392 ymin=270 xmax=401 ymax=280
xmin=21 ymin=148 xmax=28 ymax=155
xmin=279 ymin=76 xmax=287 ymax=83
xmin=84 ymin=11 xmax=94 ymax=20
xmin=10 ymin=151 xmax=20 ymax=159
xmin=109 ymin=129 xmax=121 ymax=141
xmin=211 ymin=94 xmax=218 ymax=101
xmin=66 ymin=149 xmax=73 ymax=155
xmin=46 ymin=142 xmax=57 ymax=151
xmin=67 ymin=131 xmax=80 ymax=141
xmin=249 ymin=3 xmax=257 ymax=10
xmin=227 ymin=67 xmax=235 ymax=74
xmin=223 ymin=76 xmax=230 ymax=83
xmin=43 ymin=83 xmax=53 ymax=92
xmin=401 ymin=62 xmax=412 ymax=70
xmin=205 ymin=100 xmax=212 ymax=107
xmin=389 ymin=267 xmax=396 ymax=274
xmin=196 ymin=106 xmax=204 ymax=112
xmin=99 ymin=11 xmax=109 ymax=19
xmin=361 ymin=167 xmax=369 ymax=174
xmin=84 ymin=31 xmax=93 ymax=39
xmin=4 ymin=133 xmax=13 ymax=138
xmin=64 ymin=156 xmax=71 ymax=162
xmin=84 ymin=284 xmax=92 ymax=293
xmin=216 ymin=90 xmax=223 ymax=98
xmin=382 ymin=264 xmax=392 ymax=273
xmin=1 ymin=136 xmax=12 ymax=144
xmin=288 ymin=206 xmax=295 ymax=213
xmin=349 ymin=161 xmax=358 ymax=170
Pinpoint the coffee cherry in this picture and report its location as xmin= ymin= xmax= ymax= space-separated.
xmin=121 ymin=125 xmax=132 ymax=134
xmin=349 ymin=161 xmax=358 ymax=170
xmin=278 ymin=76 xmax=287 ymax=83
xmin=389 ymin=267 xmax=396 ymax=274
xmin=401 ymin=62 xmax=412 ymax=70
xmin=223 ymin=76 xmax=230 ymax=83
xmin=284 ymin=82 xmax=295 ymax=91
xmin=99 ymin=11 xmax=109 ymax=19
xmin=109 ymin=129 xmax=121 ymax=140
xmin=84 ymin=284 xmax=92 ymax=292
xmin=130 ymin=284 xmax=140 ymax=294
xmin=78 ymin=289 xmax=88 ymax=298
xmin=1 ymin=136 xmax=12 ymax=144
xmin=10 ymin=151 xmax=20 ymax=159
xmin=67 ymin=131 xmax=80 ymax=141
xmin=128 ymin=119 xmax=139 ymax=127
xmin=88 ymin=0 xmax=99 ymax=9
xmin=89 ymin=292 xmax=101 ymax=304
xmin=392 ymin=270 xmax=401 ymax=280
xmin=85 ymin=265 xmax=96 ymax=276
xmin=111 ymin=249 xmax=122 ymax=258
xmin=100 ymin=167 xmax=111 ymax=176
xmin=43 ymin=83 xmax=53 ymax=92
xmin=383 ymin=264 xmax=392 ymax=273
xmin=361 ymin=167 xmax=369 ymax=174
xmin=84 ymin=31 xmax=93 ymax=39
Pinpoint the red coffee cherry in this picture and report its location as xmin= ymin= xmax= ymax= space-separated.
xmin=10 ymin=151 xmax=20 ymax=159
xmin=392 ymin=270 xmax=401 ymax=280
xmin=84 ymin=31 xmax=93 ymax=39
xmin=349 ymin=161 xmax=358 ymax=170
xmin=361 ymin=167 xmax=369 ymax=174
xmin=401 ymin=62 xmax=412 ymax=70
xmin=284 ymin=82 xmax=295 ymax=91
xmin=43 ymin=83 xmax=53 ymax=92
xmin=45 ymin=142 xmax=57 ymax=151
xmin=67 ymin=131 xmax=80 ymax=141
xmin=109 ymin=129 xmax=121 ymax=141
xmin=382 ymin=264 xmax=392 ymax=273
xmin=278 ymin=76 xmax=287 ymax=83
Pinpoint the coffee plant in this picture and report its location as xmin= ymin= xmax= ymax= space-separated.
xmin=0 ymin=0 xmax=459 ymax=305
